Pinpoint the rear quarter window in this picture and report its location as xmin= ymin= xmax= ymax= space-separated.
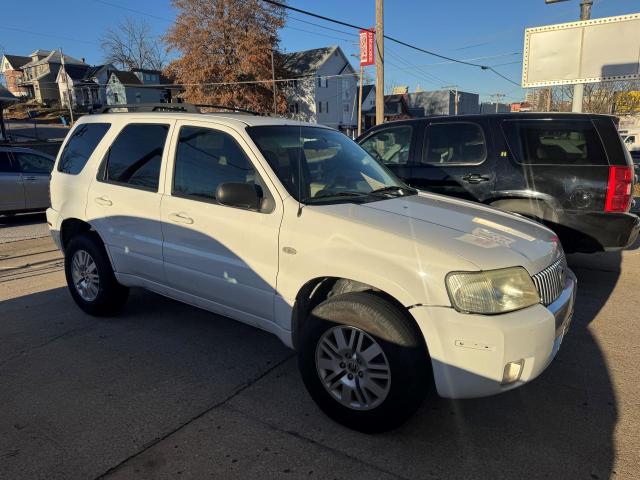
xmin=58 ymin=123 xmax=111 ymax=174
xmin=502 ymin=119 xmax=608 ymax=166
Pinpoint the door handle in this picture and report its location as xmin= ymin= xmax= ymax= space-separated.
xmin=461 ymin=174 xmax=490 ymax=184
xmin=94 ymin=196 xmax=113 ymax=206
xmin=168 ymin=212 xmax=194 ymax=224
xmin=23 ymin=176 xmax=38 ymax=181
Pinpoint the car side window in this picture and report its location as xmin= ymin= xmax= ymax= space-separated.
xmin=58 ymin=123 xmax=111 ymax=174
xmin=502 ymin=120 xmax=608 ymax=165
xmin=423 ymin=123 xmax=487 ymax=165
xmin=0 ymin=152 xmax=16 ymax=173
xmin=173 ymin=126 xmax=273 ymax=211
xmin=359 ymin=126 xmax=412 ymax=165
xmin=99 ymin=123 xmax=169 ymax=191
xmin=14 ymin=152 xmax=54 ymax=174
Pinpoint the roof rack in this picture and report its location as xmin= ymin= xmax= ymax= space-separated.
xmin=100 ymin=103 xmax=199 ymax=113
xmin=99 ymin=103 xmax=262 ymax=116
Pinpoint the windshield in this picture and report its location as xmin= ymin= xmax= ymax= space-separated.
xmin=246 ymin=126 xmax=414 ymax=204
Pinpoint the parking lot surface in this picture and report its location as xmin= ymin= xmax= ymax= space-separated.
xmin=1 ymin=219 xmax=639 ymax=479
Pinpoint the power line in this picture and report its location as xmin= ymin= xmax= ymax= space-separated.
xmin=260 ymin=0 xmax=521 ymax=86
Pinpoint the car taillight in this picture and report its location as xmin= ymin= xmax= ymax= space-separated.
xmin=604 ymin=166 xmax=633 ymax=212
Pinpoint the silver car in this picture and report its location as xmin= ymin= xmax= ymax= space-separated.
xmin=0 ymin=146 xmax=55 ymax=215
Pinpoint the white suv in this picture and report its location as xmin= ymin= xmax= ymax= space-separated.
xmin=47 ymin=108 xmax=576 ymax=432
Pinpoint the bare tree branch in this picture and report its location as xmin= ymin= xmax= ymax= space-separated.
xmin=101 ymin=18 xmax=167 ymax=71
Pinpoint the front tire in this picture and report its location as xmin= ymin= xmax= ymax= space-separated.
xmin=64 ymin=232 xmax=128 ymax=316
xmin=298 ymin=292 xmax=431 ymax=433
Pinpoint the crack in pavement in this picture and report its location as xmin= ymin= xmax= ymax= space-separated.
xmin=93 ymin=352 xmax=297 ymax=480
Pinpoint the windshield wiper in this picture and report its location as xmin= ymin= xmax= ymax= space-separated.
xmin=369 ymin=185 xmax=417 ymax=197
xmin=305 ymin=191 xmax=369 ymax=203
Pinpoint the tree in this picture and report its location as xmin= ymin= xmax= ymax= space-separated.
xmin=101 ymin=18 xmax=167 ymax=71
xmin=164 ymin=0 xmax=287 ymax=113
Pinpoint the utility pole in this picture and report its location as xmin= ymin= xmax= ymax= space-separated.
xmin=375 ymin=0 xmax=384 ymax=125
xmin=271 ymin=50 xmax=277 ymax=115
xmin=59 ymin=48 xmax=75 ymax=125
xmin=358 ymin=64 xmax=364 ymax=135
xmin=442 ymin=85 xmax=459 ymax=115
xmin=571 ymin=0 xmax=592 ymax=112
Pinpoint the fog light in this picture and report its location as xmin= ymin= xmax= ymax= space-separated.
xmin=502 ymin=360 xmax=524 ymax=385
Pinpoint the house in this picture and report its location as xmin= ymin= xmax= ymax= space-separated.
xmin=406 ymin=90 xmax=480 ymax=117
xmin=76 ymin=64 xmax=117 ymax=107
xmin=56 ymin=64 xmax=91 ymax=108
xmin=0 ymin=54 xmax=31 ymax=97
xmin=105 ymin=70 xmax=179 ymax=105
xmin=364 ymin=94 xmax=413 ymax=126
xmin=18 ymin=50 xmax=87 ymax=105
xmin=359 ymin=84 xmax=376 ymax=131
xmin=282 ymin=45 xmax=358 ymax=135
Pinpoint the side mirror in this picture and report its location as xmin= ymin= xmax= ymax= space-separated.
xmin=216 ymin=182 xmax=262 ymax=210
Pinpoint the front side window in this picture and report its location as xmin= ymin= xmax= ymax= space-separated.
xmin=100 ymin=123 xmax=169 ymax=190
xmin=58 ymin=123 xmax=111 ymax=174
xmin=14 ymin=152 xmax=54 ymax=174
xmin=247 ymin=126 xmax=412 ymax=204
xmin=173 ymin=126 xmax=271 ymax=210
xmin=502 ymin=120 xmax=607 ymax=165
xmin=423 ymin=122 xmax=486 ymax=165
xmin=360 ymin=125 xmax=412 ymax=165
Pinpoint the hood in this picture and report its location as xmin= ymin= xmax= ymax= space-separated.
xmin=359 ymin=191 xmax=563 ymax=274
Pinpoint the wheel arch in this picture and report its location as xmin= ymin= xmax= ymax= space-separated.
xmin=59 ymin=218 xmax=115 ymax=269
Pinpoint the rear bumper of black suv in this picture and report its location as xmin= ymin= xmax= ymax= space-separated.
xmin=552 ymin=211 xmax=640 ymax=253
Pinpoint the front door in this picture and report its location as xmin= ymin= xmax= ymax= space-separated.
xmin=86 ymin=121 xmax=172 ymax=283
xmin=161 ymin=121 xmax=282 ymax=323
xmin=12 ymin=151 xmax=54 ymax=209
xmin=411 ymin=120 xmax=496 ymax=202
xmin=0 ymin=150 xmax=24 ymax=212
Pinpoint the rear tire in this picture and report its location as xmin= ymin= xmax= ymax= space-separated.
xmin=64 ymin=232 xmax=128 ymax=316
xmin=298 ymin=292 xmax=431 ymax=433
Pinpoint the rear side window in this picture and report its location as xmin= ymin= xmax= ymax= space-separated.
xmin=100 ymin=124 xmax=169 ymax=191
xmin=0 ymin=151 xmax=16 ymax=173
xmin=58 ymin=123 xmax=110 ymax=174
xmin=359 ymin=125 xmax=412 ymax=165
xmin=14 ymin=152 xmax=54 ymax=174
xmin=423 ymin=122 xmax=486 ymax=165
xmin=503 ymin=120 xmax=608 ymax=165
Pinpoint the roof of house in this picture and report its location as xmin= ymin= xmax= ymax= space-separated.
xmin=63 ymin=64 xmax=91 ymax=81
xmin=111 ymin=71 xmax=142 ymax=85
xmin=82 ymin=64 xmax=113 ymax=80
xmin=281 ymin=46 xmax=339 ymax=75
xmin=131 ymin=68 xmax=161 ymax=75
xmin=29 ymin=49 xmax=52 ymax=57
xmin=3 ymin=54 xmax=31 ymax=69
xmin=361 ymin=84 xmax=375 ymax=101
xmin=22 ymin=51 xmax=86 ymax=69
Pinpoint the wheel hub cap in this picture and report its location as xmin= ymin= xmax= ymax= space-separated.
xmin=71 ymin=249 xmax=99 ymax=302
xmin=315 ymin=325 xmax=391 ymax=411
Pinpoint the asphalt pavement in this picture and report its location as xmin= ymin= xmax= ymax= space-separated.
xmin=1 ymin=219 xmax=639 ymax=480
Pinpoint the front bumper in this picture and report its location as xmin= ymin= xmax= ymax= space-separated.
xmin=410 ymin=270 xmax=576 ymax=399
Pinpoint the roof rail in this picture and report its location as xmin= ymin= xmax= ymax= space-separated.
xmin=194 ymin=104 xmax=261 ymax=116
xmin=98 ymin=103 xmax=262 ymax=116
xmin=99 ymin=103 xmax=199 ymax=113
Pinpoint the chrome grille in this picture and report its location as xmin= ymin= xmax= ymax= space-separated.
xmin=532 ymin=257 xmax=566 ymax=306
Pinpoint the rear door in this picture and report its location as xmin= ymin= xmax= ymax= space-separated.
xmin=0 ymin=150 xmax=24 ymax=212
xmin=12 ymin=151 xmax=54 ymax=209
xmin=411 ymin=119 xmax=495 ymax=202
xmin=358 ymin=123 xmax=417 ymax=183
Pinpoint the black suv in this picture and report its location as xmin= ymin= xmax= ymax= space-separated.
xmin=357 ymin=113 xmax=639 ymax=253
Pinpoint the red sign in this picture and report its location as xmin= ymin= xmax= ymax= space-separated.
xmin=359 ymin=29 xmax=375 ymax=66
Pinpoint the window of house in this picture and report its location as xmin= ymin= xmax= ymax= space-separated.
xmin=343 ymin=103 xmax=349 ymax=113
xmin=318 ymin=102 xmax=323 ymax=114
xmin=502 ymin=120 xmax=607 ymax=165
xmin=14 ymin=152 xmax=54 ymax=174
xmin=58 ymin=123 xmax=111 ymax=174
xmin=360 ymin=125 xmax=413 ymax=165
xmin=318 ymin=77 xmax=322 ymax=88
xmin=325 ymin=101 xmax=329 ymax=113
xmin=294 ymin=102 xmax=299 ymax=114
xmin=289 ymin=104 xmax=295 ymax=114
xmin=114 ymin=92 xmax=119 ymax=103
xmin=423 ymin=123 xmax=486 ymax=165
xmin=172 ymin=126 xmax=271 ymax=210
xmin=99 ymin=123 xmax=169 ymax=191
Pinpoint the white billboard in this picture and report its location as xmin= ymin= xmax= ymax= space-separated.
xmin=522 ymin=13 xmax=640 ymax=88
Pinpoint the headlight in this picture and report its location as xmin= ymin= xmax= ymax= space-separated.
xmin=446 ymin=267 xmax=540 ymax=314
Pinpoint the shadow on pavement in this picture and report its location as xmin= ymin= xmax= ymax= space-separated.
xmin=0 ymin=212 xmax=47 ymax=227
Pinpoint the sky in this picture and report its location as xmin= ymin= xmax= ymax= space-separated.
xmin=1 ymin=0 xmax=639 ymax=102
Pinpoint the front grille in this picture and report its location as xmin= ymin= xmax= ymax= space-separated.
xmin=532 ymin=257 xmax=566 ymax=306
